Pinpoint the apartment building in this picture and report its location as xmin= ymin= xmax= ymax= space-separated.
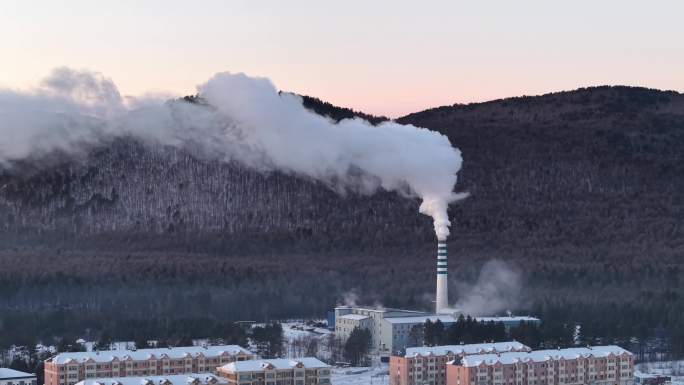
xmin=74 ymin=373 xmax=227 ymax=385
xmin=0 ymin=369 xmax=37 ymax=385
xmin=389 ymin=342 xmax=531 ymax=385
xmin=217 ymin=358 xmax=331 ymax=385
xmin=445 ymin=345 xmax=634 ymax=385
xmin=44 ymin=346 xmax=255 ymax=385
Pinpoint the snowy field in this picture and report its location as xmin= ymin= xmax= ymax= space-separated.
xmin=330 ymin=365 xmax=388 ymax=385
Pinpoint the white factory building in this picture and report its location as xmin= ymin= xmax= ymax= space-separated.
xmin=334 ymin=306 xmax=540 ymax=355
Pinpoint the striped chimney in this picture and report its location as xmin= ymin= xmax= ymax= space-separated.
xmin=436 ymin=240 xmax=448 ymax=313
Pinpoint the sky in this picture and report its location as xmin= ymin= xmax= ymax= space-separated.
xmin=0 ymin=0 xmax=683 ymax=118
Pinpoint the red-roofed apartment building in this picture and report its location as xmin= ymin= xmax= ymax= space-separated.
xmin=44 ymin=346 xmax=255 ymax=385
xmin=445 ymin=346 xmax=634 ymax=385
xmin=389 ymin=342 xmax=531 ymax=385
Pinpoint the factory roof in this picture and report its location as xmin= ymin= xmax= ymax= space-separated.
xmin=74 ymin=374 xmax=224 ymax=385
xmin=405 ymin=342 xmax=531 ymax=357
xmin=334 ymin=306 xmax=427 ymax=315
xmin=0 ymin=368 xmax=36 ymax=379
xmin=454 ymin=346 xmax=632 ymax=367
xmin=475 ymin=316 xmax=540 ymax=323
xmin=384 ymin=315 xmax=457 ymax=324
xmin=48 ymin=345 xmax=253 ymax=364
xmin=339 ymin=314 xmax=370 ymax=321
xmin=220 ymin=358 xmax=329 ymax=372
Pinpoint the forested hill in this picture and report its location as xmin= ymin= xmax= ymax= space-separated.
xmin=1 ymin=86 xmax=683 ymax=348
xmin=1 ymin=86 xmax=681 ymax=259
xmin=300 ymin=94 xmax=389 ymax=124
xmin=398 ymin=86 xmax=684 ymax=260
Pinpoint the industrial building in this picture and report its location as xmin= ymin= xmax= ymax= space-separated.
xmin=635 ymin=373 xmax=671 ymax=385
xmin=445 ymin=346 xmax=634 ymax=385
xmin=44 ymin=345 xmax=255 ymax=385
xmin=74 ymin=374 xmax=226 ymax=385
xmin=333 ymin=241 xmax=541 ymax=355
xmin=334 ymin=306 xmax=444 ymax=354
xmin=0 ymin=368 xmax=37 ymax=385
xmin=216 ymin=358 xmax=331 ymax=385
xmin=334 ymin=306 xmax=540 ymax=355
xmin=389 ymin=342 xmax=531 ymax=385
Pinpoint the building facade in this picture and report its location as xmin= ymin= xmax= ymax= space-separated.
xmin=0 ymin=369 xmax=37 ymax=385
xmin=389 ymin=342 xmax=531 ymax=385
xmin=44 ymin=346 xmax=255 ymax=385
xmin=74 ymin=373 xmax=227 ymax=385
xmin=217 ymin=358 xmax=330 ymax=385
xmin=334 ymin=306 xmax=432 ymax=355
xmin=335 ymin=313 xmax=375 ymax=340
xmin=445 ymin=346 xmax=634 ymax=385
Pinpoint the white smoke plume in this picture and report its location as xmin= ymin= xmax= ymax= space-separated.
xmin=338 ymin=290 xmax=360 ymax=307
xmin=0 ymin=68 xmax=465 ymax=239
xmin=454 ymin=260 xmax=523 ymax=316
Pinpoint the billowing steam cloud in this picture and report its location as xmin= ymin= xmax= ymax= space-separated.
xmin=455 ymin=260 xmax=523 ymax=316
xmin=0 ymin=68 xmax=465 ymax=239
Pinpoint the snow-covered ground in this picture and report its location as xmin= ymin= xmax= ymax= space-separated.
xmin=281 ymin=321 xmax=332 ymax=339
xmin=281 ymin=321 xmax=333 ymax=360
xmin=330 ymin=365 xmax=388 ymax=385
xmin=636 ymin=360 xmax=684 ymax=385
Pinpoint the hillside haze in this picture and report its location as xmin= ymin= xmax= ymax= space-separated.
xmin=1 ymin=87 xmax=683 ymax=346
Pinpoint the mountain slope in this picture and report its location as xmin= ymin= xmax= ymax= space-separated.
xmin=1 ymin=86 xmax=683 ymax=347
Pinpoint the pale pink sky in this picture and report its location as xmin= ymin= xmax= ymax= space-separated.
xmin=1 ymin=0 xmax=682 ymax=118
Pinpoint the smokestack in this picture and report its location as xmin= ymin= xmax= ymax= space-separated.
xmin=436 ymin=240 xmax=448 ymax=313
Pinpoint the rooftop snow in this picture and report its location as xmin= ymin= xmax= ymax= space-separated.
xmin=405 ymin=342 xmax=531 ymax=357
xmin=339 ymin=314 xmax=370 ymax=321
xmin=474 ymin=316 xmax=540 ymax=322
xmin=384 ymin=315 xmax=457 ymax=324
xmin=48 ymin=345 xmax=253 ymax=364
xmin=0 ymin=368 xmax=36 ymax=379
xmin=456 ymin=346 xmax=633 ymax=367
xmin=334 ymin=306 xmax=426 ymax=314
xmin=74 ymin=373 xmax=224 ymax=385
xmin=220 ymin=358 xmax=330 ymax=372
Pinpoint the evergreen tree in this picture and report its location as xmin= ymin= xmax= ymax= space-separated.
xmin=433 ymin=320 xmax=445 ymax=345
xmin=251 ymin=323 xmax=283 ymax=358
xmin=408 ymin=324 xmax=424 ymax=347
xmin=344 ymin=327 xmax=371 ymax=366
xmin=423 ymin=320 xmax=435 ymax=346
